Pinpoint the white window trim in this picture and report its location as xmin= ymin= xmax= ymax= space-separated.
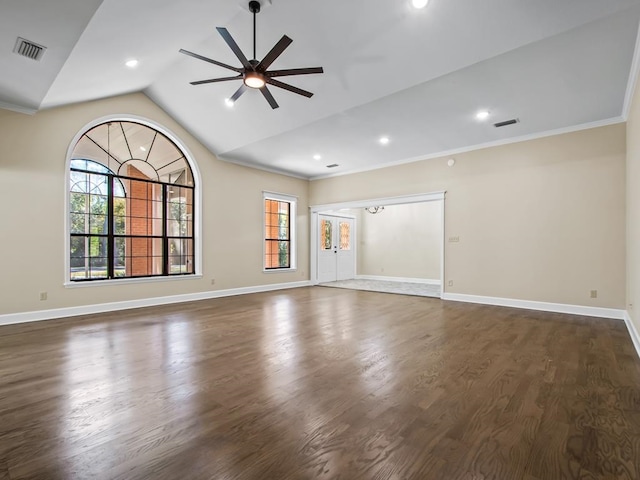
xmin=64 ymin=114 xmax=203 ymax=286
xmin=263 ymin=191 xmax=297 ymax=273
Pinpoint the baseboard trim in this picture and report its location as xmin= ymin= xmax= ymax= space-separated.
xmin=355 ymin=275 xmax=441 ymax=286
xmin=624 ymin=311 xmax=640 ymax=359
xmin=441 ymin=293 xmax=625 ymax=320
xmin=0 ymin=281 xmax=312 ymax=327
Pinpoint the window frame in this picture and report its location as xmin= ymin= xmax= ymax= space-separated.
xmin=69 ymin=164 xmax=195 ymax=281
xmin=263 ymin=191 xmax=297 ymax=272
xmin=64 ymin=115 xmax=202 ymax=287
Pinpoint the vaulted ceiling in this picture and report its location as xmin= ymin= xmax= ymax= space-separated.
xmin=2 ymin=0 xmax=639 ymax=179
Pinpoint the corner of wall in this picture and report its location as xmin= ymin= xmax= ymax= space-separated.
xmin=624 ymin=311 xmax=640 ymax=359
xmin=626 ymin=23 xmax=640 ymax=360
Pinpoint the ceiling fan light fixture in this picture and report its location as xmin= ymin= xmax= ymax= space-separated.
xmin=180 ymin=0 xmax=323 ymax=109
xmin=244 ymin=72 xmax=266 ymax=89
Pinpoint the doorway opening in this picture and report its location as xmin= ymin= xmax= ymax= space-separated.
xmin=310 ymin=192 xmax=445 ymax=298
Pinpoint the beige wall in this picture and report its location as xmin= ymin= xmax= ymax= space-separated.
xmin=627 ymin=82 xmax=640 ymax=333
xmin=310 ymin=125 xmax=626 ymax=308
xmin=357 ymin=202 xmax=442 ymax=280
xmin=0 ymin=92 xmax=628 ymax=316
xmin=0 ymin=93 xmax=309 ymax=316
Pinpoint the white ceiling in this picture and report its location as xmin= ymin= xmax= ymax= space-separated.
xmin=2 ymin=0 xmax=639 ymax=179
xmin=0 ymin=0 xmax=104 ymax=113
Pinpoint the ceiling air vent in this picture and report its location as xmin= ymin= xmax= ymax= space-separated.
xmin=494 ymin=118 xmax=519 ymax=128
xmin=13 ymin=37 xmax=46 ymax=61
xmin=326 ymin=164 xmax=339 ymax=168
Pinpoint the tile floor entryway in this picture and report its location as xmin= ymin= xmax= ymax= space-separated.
xmin=319 ymin=278 xmax=441 ymax=298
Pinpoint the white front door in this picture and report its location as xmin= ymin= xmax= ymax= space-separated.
xmin=318 ymin=215 xmax=355 ymax=283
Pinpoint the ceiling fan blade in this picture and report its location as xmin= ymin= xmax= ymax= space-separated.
xmin=258 ymin=35 xmax=293 ymax=71
xmin=266 ymin=78 xmax=314 ymax=98
xmin=229 ymin=84 xmax=248 ymax=103
xmin=179 ymin=49 xmax=241 ymax=73
xmin=260 ymin=86 xmax=279 ymax=109
xmin=190 ymin=75 xmax=243 ymax=86
xmin=266 ymin=67 xmax=324 ymax=78
xmin=216 ymin=27 xmax=252 ymax=69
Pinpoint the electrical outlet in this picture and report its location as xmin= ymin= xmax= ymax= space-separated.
xmin=630 ymin=303 xmax=634 ymax=310
xmin=447 ymin=280 xmax=453 ymax=287
xmin=448 ymin=236 xmax=460 ymax=243
xmin=211 ymin=278 xmax=215 ymax=285
xmin=39 ymin=292 xmax=47 ymax=301
xmin=590 ymin=290 xmax=597 ymax=299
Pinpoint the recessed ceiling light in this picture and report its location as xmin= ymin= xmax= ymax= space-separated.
xmin=125 ymin=59 xmax=139 ymax=68
xmin=224 ymin=98 xmax=235 ymax=108
xmin=476 ymin=110 xmax=490 ymax=121
xmin=313 ymin=154 xmax=322 ymax=161
xmin=379 ymin=136 xmax=390 ymax=145
xmin=412 ymin=0 xmax=429 ymax=8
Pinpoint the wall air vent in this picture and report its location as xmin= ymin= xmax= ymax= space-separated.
xmin=326 ymin=164 xmax=339 ymax=168
xmin=494 ymin=118 xmax=519 ymax=128
xmin=13 ymin=37 xmax=46 ymax=61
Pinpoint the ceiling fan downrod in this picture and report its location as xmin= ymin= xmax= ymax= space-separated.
xmin=249 ymin=0 xmax=260 ymax=61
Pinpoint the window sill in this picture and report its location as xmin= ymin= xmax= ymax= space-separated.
xmin=64 ymin=274 xmax=203 ymax=288
xmin=262 ymin=268 xmax=297 ymax=274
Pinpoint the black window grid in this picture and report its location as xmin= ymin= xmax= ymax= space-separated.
xmin=70 ymin=167 xmax=195 ymax=281
xmin=264 ymin=200 xmax=291 ymax=270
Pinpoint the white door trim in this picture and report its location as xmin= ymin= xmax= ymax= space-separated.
xmin=440 ymin=197 xmax=445 ymax=298
xmin=310 ymin=192 xmax=445 ymax=213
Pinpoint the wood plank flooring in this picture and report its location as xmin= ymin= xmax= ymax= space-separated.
xmin=1 ymin=286 xmax=639 ymax=479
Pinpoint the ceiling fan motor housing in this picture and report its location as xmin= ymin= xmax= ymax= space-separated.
xmin=249 ymin=1 xmax=261 ymax=14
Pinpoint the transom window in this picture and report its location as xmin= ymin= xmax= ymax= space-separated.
xmin=68 ymin=121 xmax=195 ymax=281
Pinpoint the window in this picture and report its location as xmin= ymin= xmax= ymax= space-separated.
xmin=339 ymin=221 xmax=351 ymax=250
xmin=68 ymin=120 xmax=196 ymax=282
xmin=320 ymin=218 xmax=332 ymax=250
xmin=264 ymin=192 xmax=296 ymax=270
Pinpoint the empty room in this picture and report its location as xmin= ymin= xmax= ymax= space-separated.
xmin=2 ymin=0 xmax=640 ymax=479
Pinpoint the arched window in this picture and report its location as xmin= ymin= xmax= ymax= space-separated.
xmin=68 ymin=120 xmax=196 ymax=281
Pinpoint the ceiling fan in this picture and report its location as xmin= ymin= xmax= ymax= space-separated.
xmin=179 ymin=0 xmax=324 ymax=109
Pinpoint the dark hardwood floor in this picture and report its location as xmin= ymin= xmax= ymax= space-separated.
xmin=1 ymin=287 xmax=639 ymax=479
